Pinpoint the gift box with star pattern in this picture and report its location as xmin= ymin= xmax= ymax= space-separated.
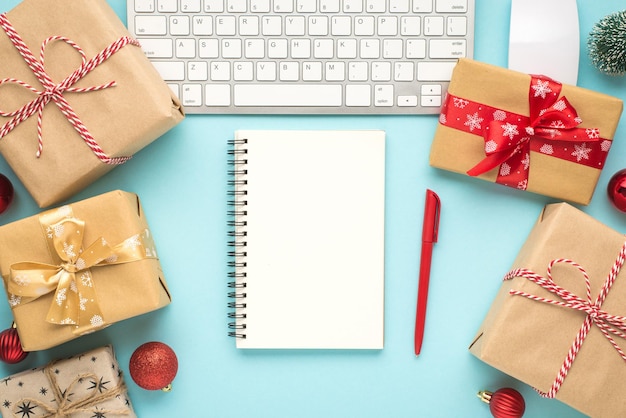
xmin=429 ymin=58 xmax=623 ymax=205
xmin=0 ymin=345 xmax=136 ymax=418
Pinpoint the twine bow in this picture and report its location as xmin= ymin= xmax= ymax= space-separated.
xmin=6 ymin=205 xmax=157 ymax=334
xmin=503 ymin=241 xmax=626 ymax=398
xmin=12 ymin=361 xmax=130 ymax=417
xmin=0 ymin=13 xmax=138 ymax=164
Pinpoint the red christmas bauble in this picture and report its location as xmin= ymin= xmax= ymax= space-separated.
xmin=0 ymin=173 xmax=14 ymax=214
xmin=129 ymin=341 xmax=178 ymax=391
xmin=608 ymin=169 xmax=626 ymax=212
xmin=478 ymin=387 xmax=525 ymax=418
xmin=0 ymin=326 xmax=28 ymax=364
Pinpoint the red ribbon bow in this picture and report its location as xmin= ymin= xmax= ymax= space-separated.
xmin=441 ymin=75 xmax=609 ymax=190
xmin=504 ymin=241 xmax=626 ymax=398
xmin=0 ymin=13 xmax=139 ymax=164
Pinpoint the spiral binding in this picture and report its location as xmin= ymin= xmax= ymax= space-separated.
xmin=227 ymin=138 xmax=248 ymax=338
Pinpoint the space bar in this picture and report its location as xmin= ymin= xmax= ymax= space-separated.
xmin=234 ymin=84 xmax=342 ymax=107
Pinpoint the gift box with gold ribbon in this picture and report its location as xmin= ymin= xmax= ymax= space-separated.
xmin=469 ymin=203 xmax=626 ymax=417
xmin=0 ymin=0 xmax=184 ymax=208
xmin=0 ymin=190 xmax=171 ymax=351
xmin=0 ymin=345 xmax=136 ymax=418
xmin=429 ymin=58 xmax=623 ymax=205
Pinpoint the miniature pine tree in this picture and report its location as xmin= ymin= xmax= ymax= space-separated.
xmin=588 ymin=10 xmax=626 ymax=75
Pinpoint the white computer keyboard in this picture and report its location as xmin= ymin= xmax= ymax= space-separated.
xmin=127 ymin=0 xmax=474 ymax=114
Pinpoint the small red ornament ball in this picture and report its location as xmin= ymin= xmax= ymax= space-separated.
xmin=0 ymin=173 xmax=14 ymax=214
xmin=129 ymin=341 xmax=178 ymax=391
xmin=0 ymin=327 xmax=28 ymax=364
xmin=608 ymin=169 xmax=626 ymax=212
xmin=478 ymin=387 xmax=525 ymax=418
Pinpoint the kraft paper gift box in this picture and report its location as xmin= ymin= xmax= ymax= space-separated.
xmin=0 ymin=190 xmax=171 ymax=351
xmin=0 ymin=345 xmax=136 ymax=418
xmin=469 ymin=203 xmax=626 ymax=418
xmin=430 ymin=58 xmax=623 ymax=205
xmin=0 ymin=0 xmax=184 ymax=208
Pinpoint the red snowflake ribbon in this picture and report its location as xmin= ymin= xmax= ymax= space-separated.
xmin=503 ymin=241 xmax=626 ymax=398
xmin=0 ymin=13 xmax=140 ymax=164
xmin=440 ymin=75 xmax=611 ymax=190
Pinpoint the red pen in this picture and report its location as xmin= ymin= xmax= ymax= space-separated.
xmin=414 ymin=189 xmax=441 ymax=356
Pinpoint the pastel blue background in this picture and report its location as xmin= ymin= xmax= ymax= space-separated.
xmin=0 ymin=1 xmax=624 ymax=417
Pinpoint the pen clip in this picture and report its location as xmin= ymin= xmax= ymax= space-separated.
xmin=423 ymin=189 xmax=440 ymax=244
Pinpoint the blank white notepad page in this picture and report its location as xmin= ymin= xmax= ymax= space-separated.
xmin=233 ymin=130 xmax=385 ymax=349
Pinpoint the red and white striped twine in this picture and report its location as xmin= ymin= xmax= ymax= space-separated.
xmin=503 ymin=240 xmax=626 ymax=398
xmin=0 ymin=13 xmax=140 ymax=164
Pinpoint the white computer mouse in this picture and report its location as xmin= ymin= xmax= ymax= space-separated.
xmin=508 ymin=0 xmax=580 ymax=85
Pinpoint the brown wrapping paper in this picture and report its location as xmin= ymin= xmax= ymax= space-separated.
xmin=429 ymin=58 xmax=623 ymax=205
xmin=0 ymin=190 xmax=171 ymax=351
xmin=0 ymin=345 xmax=136 ymax=418
xmin=469 ymin=203 xmax=626 ymax=417
xmin=0 ymin=0 xmax=184 ymax=207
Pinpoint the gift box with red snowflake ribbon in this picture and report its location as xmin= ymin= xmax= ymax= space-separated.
xmin=470 ymin=203 xmax=626 ymax=417
xmin=0 ymin=190 xmax=171 ymax=351
xmin=0 ymin=345 xmax=136 ymax=418
xmin=429 ymin=58 xmax=623 ymax=205
xmin=0 ymin=0 xmax=184 ymax=207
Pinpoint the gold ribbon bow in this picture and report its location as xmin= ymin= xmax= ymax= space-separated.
xmin=7 ymin=205 xmax=157 ymax=334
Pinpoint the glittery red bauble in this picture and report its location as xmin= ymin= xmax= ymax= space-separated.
xmin=129 ymin=341 xmax=178 ymax=391
xmin=608 ymin=169 xmax=626 ymax=212
xmin=0 ymin=327 xmax=28 ymax=364
xmin=479 ymin=388 xmax=525 ymax=418
xmin=0 ymin=173 xmax=14 ymax=214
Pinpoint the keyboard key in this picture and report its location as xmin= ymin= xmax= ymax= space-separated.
xmin=421 ymin=95 xmax=442 ymax=107
xmin=398 ymin=95 xmax=418 ymax=106
xmin=320 ymin=0 xmax=340 ymax=13
xmin=134 ymin=16 xmax=167 ymax=35
xmin=250 ymin=0 xmax=271 ymax=13
xmin=374 ymin=85 xmax=394 ymax=106
xmin=429 ymin=39 xmax=466 ymax=58
xmin=188 ymin=61 xmax=208 ymax=80
xmin=175 ymin=39 xmax=196 ymax=58
xmin=134 ymin=0 xmax=155 ymax=12
xmin=365 ymin=0 xmax=386 ymax=13
xmin=210 ymin=62 xmax=231 ymax=80
xmin=227 ymin=0 xmax=247 ymax=12
xmin=296 ymin=0 xmax=317 ymax=13
xmin=274 ymin=0 xmax=294 ymax=13
xmin=436 ymin=0 xmax=468 ymax=13
xmin=157 ymin=0 xmax=177 ymax=12
xmin=343 ymin=0 xmax=363 ymax=12
xmin=389 ymin=0 xmax=410 ymax=13
xmin=447 ymin=16 xmax=467 ymax=36
xmin=234 ymin=84 xmax=342 ymax=106
xmin=346 ymin=85 xmax=371 ymax=106
xmin=139 ymin=38 xmax=173 ymax=57
xmin=417 ymin=61 xmax=456 ymax=81
xmin=206 ymin=84 xmax=232 ymax=106
xmin=170 ymin=15 xmax=190 ymax=35
xmin=181 ymin=0 xmax=201 ymax=12
xmin=152 ymin=61 xmax=185 ymax=80
xmin=423 ymin=16 xmax=444 ymax=36
xmin=234 ymin=85 xmax=342 ymax=106
xmin=193 ymin=16 xmax=213 ymax=35
xmin=413 ymin=0 xmax=433 ymax=13
xmin=182 ymin=83 xmax=202 ymax=106
xmin=203 ymin=0 xmax=224 ymax=12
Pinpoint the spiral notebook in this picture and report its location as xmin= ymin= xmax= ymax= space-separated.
xmin=228 ymin=130 xmax=385 ymax=349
